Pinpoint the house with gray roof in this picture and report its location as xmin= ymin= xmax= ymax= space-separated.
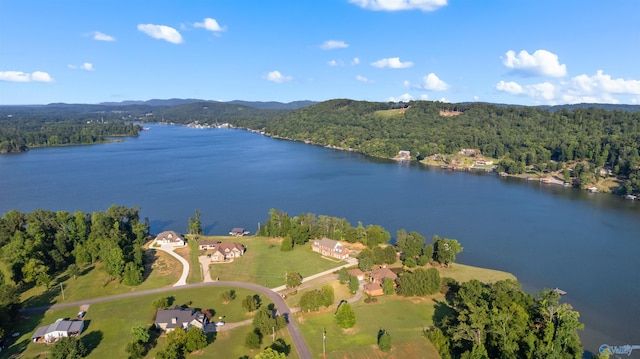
xmin=32 ymin=318 xmax=84 ymax=343
xmin=154 ymin=306 xmax=208 ymax=332
xmin=155 ymin=231 xmax=185 ymax=246
xmin=311 ymin=238 xmax=350 ymax=260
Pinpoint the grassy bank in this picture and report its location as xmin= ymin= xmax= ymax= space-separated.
xmin=204 ymin=236 xmax=348 ymax=288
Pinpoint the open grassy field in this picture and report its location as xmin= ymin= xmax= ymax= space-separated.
xmin=434 ymin=262 xmax=516 ymax=284
xmin=204 ymin=236 xmax=348 ymax=288
xmin=295 ymin=294 xmax=442 ymax=359
xmin=8 ymin=286 xmax=269 ymax=359
xmin=19 ymin=249 xmax=183 ymax=308
xmin=373 ymin=109 xmax=406 ymax=118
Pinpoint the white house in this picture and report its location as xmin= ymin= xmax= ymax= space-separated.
xmin=155 ymin=230 xmax=186 ymax=246
xmin=32 ymin=318 xmax=84 ymax=343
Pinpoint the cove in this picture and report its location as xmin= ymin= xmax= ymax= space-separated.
xmin=0 ymin=124 xmax=638 ymax=354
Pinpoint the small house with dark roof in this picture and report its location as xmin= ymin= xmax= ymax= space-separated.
xmin=155 ymin=230 xmax=185 ymax=246
xmin=32 ymin=318 xmax=84 ymax=343
xmin=311 ymin=238 xmax=350 ymax=260
xmin=155 ymin=306 xmax=208 ymax=333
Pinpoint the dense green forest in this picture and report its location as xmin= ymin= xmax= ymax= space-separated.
xmin=0 ymin=111 xmax=142 ymax=153
xmin=0 ymin=206 xmax=147 ymax=342
xmin=428 ymin=281 xmax=583 ymax=359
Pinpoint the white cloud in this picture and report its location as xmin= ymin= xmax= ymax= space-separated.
xmin=496 ymin=80 xmax=555 ymax=101
xmin=438 ymin=97 xmax=450 ymax=102
xmin=320 ymin=40 xmax=348 ymax=50
xmin=194 ymin=18 xmax=226 ymax=33
xmin=68 ymin=62 xmax=95 ymax=71
xmin=352 ymin=58 xmax=360 ymax=65
xmin=371 ymin=57 xmax=413 ymax=69
xmin=388 ymin=93 xmax=414 ymax=102
xmin=350 ymin=0 xmax=447 ymax=12
xmin=496 ymin=70 xmax=640 ymax=104
xmin=473 ymin=96 xmax=479 ymax=101
xmin=137 ymin=24 xmax=183 ymax=44
xmin=356 ymin=75 xmax=373 ymax=83
xmin=420 ymin=94 xmax=429 ymax=100
xmin=495 ymin=80 xmax=523 ymax=94
xmin=93 ymin=31 xmax=115 ymax=42
xmin=502 ymin=49 xmax=567 ymax=77
xmin=264 ymin=70 xmax=292 ymax=83
xmin=421 ymin=73 xmax=449 ymax=91
xmin=0 ymin=70 xmax=54 ymax=82
xmin=328 ymin=60 xmax=341 ymax=66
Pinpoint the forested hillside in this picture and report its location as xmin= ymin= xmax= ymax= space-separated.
xmin=227 ymin=99 xmax=640 ymax=195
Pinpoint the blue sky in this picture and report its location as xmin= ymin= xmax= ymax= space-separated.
xmin=1 ymin=0 xmax=639 ymax=106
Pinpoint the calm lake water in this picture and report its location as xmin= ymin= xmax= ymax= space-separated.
xmin=1 ymin=124 xmax=638 ymax=354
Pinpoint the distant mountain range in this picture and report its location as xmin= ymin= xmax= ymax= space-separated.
xmin=97 ymin=98 xmax=317 ymax=110
xmin=2 ymin=99 xmax=639 ymax=113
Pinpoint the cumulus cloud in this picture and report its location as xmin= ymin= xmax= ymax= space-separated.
xmin=194 ymin=18 xmax=226 ymax=33
xmin=350 ymin=0 xmax=447 ymax=12
xmin=319 ymin=40 xmax=349 ymax=50
xmin=356 ymin=75 xmax=373 ymax=83
xmin=495 ymin=80 xmax=523 ymax=94
xmin=328 ymin=60 xmax=341 ymax=66
xmin=0 ymin=70 xmax=54 ymax=82
xmin=502 ymin=49 xmax=567 ymax=77
xmin=420 ymin=73 xmax=449 ymax=91
xmin=496 ymin=80 xmax=555 ymax=100
xmin=497 ymin=70 xmax=640 ymax=104
xmin=93 ymin=31 xmax=115 ymax=42
xmin=352 ymin=58 xmax=360 ymax=65
xmin=137 ymin=24 xmax=183 ymax=44
xmin=388 ymin=93 xmax=414 ymax=102
xmin=68 ymin=62 xmax=95 ymax=71
xmin=371 ymin=57 xmax=413 ymax=69
xmin=264 ymin=70 xmax=292 ymax=83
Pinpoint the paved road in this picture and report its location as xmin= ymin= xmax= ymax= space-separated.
xmin=22 ymin=256 xmax=358 ymax=358
xmin=22 ymin=281 xmax=313 ymax=359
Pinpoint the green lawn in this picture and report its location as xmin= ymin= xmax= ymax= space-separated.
xmin=8 ymin=287 xmax=268 ymax=359
xmin=434 ymin=262 xmax=516 ymax=284
xmin=7 ymin=235 xmax=515 ymax=359
xmin=178 ymin=236 xmax=203 ymax=284
xmin=20 ymin=249 xmax=183 ymax=308
xmin=205 ymin=236 xmax=348 ymax=288
xmin=295 ymin=294 xmax=442 ymax=358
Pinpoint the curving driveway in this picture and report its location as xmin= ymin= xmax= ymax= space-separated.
xmin=153 ymin=241 xmax=189 ymax=286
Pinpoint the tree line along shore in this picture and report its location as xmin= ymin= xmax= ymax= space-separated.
xmin=2 ymin=99 xmax=638 ymax=197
